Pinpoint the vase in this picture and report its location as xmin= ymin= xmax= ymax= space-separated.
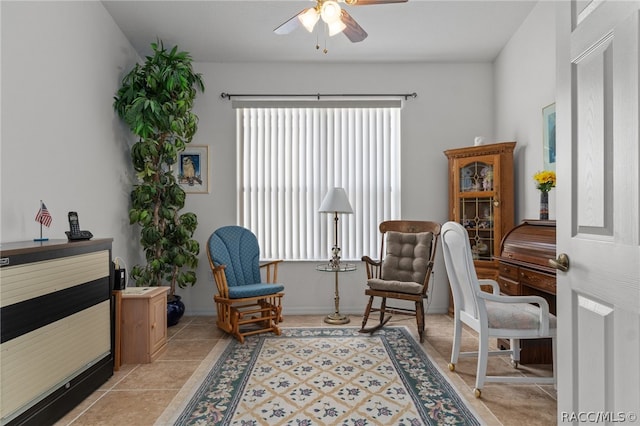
xmin=539 ymin=191 xmax=549 ymax=220
xmin=167 ymin=295 xmax=185 ymax=327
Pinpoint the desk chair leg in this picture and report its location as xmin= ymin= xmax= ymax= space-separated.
xmin=510 ymin=338 xmax=521 ymax=367
xmin=449 ymin=314 xmax=462 ymax=368
xmin=475 ymin=333 xmax=490 ymax=394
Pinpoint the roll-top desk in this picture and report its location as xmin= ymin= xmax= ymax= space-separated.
xmin=0 ymin=239 xmax=114 ymax=425
xmin=497 ymin=220 xmax=556 ymax=364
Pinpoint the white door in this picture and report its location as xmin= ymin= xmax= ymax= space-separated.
xmin=556 ymin=1 xmax=640 ymax=423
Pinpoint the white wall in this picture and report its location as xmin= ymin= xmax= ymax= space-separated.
xmin=494 ymin=1 xmax=556 ymax=223
xmin=1 ymin=1 xmax=143 ymax=267
xmin=3 ymin=0 xmax=557 ymax=319
xmin=180 ymin=62 xmax=494 ymax=315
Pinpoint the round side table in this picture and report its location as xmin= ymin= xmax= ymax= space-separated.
xmin=316 ymin=263 xmax=356 ymax=324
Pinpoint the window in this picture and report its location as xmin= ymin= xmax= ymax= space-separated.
xmin=236 ymin=101 xmax=401 ymax=260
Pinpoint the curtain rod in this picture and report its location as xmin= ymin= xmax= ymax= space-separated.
xmin=220 ymin=92 xmax=417 ymax=101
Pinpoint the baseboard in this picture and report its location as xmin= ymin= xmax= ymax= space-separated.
xmin=185 ymin=303 xmax=450 ymax=317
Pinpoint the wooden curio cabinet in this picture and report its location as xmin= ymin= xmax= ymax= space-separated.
xmin=444 ymin=141 xmax=516 ymax=292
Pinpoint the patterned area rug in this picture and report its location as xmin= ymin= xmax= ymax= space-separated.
xmin=169 ymin=327 xmax=480 ymax=425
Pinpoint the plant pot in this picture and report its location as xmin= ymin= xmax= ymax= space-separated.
xmin=167 ymin=295 xmax=185 ymax=327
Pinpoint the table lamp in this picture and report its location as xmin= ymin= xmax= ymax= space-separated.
xmin=319 ymin=187 xmax=353 ymax=268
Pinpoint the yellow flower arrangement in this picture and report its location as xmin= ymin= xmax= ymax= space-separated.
xmin=534 ymin=170 xmax=556 ymax=192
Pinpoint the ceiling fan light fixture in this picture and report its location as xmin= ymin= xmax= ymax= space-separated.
xmin=320 ymin=1 xmax=342 ymax=23
xmin=274 ymin=0 xmax=393 ymax=45
xmin=327 ymin=19 xmax=347 ymax=36
xmin=298 ymin=7 xmax=320 ymax=32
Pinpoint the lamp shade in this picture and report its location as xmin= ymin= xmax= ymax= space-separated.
xmin=298 ymin=7 xmax=320 ymax=33
xmin=327 ymin=20 xmax=346 ymax=36
xmin=319 ymin=187 xmax=353 ymax=214
xmin=320 ymin=1 xmax=342 ymax=24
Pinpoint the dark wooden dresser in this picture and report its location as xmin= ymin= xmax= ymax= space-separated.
xmin=497 ymin=220 xmax=556 ymax=364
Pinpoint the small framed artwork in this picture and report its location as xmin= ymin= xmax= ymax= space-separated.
xmin=542 ymin=103 xmax=556 ymax=171
xmin=175 ymin=145 xmax=209 ymax=194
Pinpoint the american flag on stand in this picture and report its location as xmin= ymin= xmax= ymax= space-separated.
xmin=35 ymin=201 xmax=53 ymax=227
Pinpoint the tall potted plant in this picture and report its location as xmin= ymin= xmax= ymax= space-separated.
xmin=113 ymin=41 xmax=205 ymax=326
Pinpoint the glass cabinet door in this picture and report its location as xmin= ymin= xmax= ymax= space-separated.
xmin=445 ymin=141 xmax=516 ymax=314
xmin=455 ymin=156 xmax=499 ymax=261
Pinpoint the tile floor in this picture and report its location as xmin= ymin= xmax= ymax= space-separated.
xmin=54 ymin=314 xmax=556 ymax=425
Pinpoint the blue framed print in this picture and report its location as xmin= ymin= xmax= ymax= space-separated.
xmin=176 ymin=145 xmax=209 ymax=193
xmin=543 ymin=103 xmax=556 ymax=171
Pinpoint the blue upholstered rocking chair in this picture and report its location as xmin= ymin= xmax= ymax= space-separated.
xmin=207 ymin=226 xmax=285 ymax=343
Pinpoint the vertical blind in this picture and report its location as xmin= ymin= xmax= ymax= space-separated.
xmin=236 ymin=103 xmax=401 ymax=260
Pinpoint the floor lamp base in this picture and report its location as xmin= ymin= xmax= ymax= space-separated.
xmin=324 ymin=313 xmax=350 ymax=325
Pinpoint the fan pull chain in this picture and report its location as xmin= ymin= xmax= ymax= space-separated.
xmin=322 ymin=24 xmax=328 ymax=54
xmin=314 ymin=26 xmax=329 ymax=54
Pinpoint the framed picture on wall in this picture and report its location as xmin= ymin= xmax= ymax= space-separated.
xmin=175 ymin=145 xmax=209 ymax=194
xmin=542 ymin=103 xmax=556 ymax=171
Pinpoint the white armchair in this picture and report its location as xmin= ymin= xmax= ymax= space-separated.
xmin=440 ymin=221 xmax=556 ymax=398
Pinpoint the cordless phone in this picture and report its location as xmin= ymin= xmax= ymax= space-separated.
xmin=66 ymin=211 xmax=93 ymax=241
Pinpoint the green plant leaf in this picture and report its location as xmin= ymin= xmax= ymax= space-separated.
xmin=114 ymin=40 xmax=204 ymax=297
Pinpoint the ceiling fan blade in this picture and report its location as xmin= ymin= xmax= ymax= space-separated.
xmin=273 ymin=9 xmax=306 ymax=35
xmin=340 ymin=10 xmax=368 ymax=42
xmin=344 ymin=0 xmax=408 ymax=5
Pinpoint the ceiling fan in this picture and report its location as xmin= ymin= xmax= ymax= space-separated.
xmin=274 ymin=0 xmax=408 ymax=43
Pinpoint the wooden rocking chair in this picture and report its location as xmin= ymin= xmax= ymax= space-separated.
xmin=359 ymin=220 xmax=441 ymax=342
xmin=206 ymin=226 xmax=284 ymax=343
